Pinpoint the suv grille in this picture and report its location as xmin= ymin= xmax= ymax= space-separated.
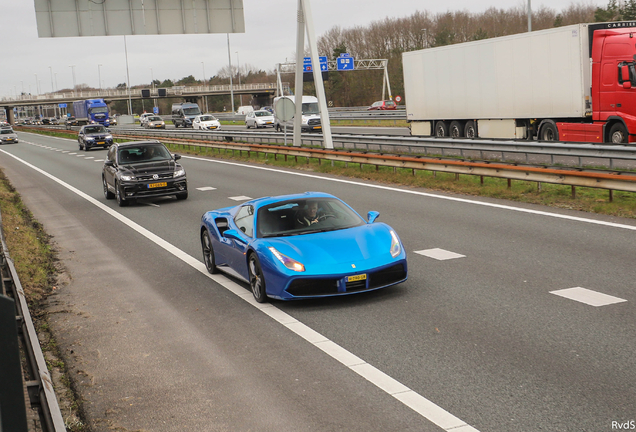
xmin=136 ymin=173 xmax=173 ymax=181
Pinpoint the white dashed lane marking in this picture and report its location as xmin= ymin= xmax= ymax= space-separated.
xmin=550 ymin=287 xmax=627 ymax=307
xmin=196 ymin=187 xmax=217 ymax=191
xmin=229 ymin=195 xmax=252 ymax=201
xmin=414 ymin=248 xmax=466 ymax=261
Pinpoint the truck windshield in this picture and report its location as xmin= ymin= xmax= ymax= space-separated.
xmin=90 ymin=107 xmax=108 ymax=114
xmin=302 ymin=102 xmax=319 ymax=115
xmin=183 ymin=107 xmax=201 ymax=115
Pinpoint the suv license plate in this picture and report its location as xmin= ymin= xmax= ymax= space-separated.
xmin=148 ymin=182 xmax=167 ymax=189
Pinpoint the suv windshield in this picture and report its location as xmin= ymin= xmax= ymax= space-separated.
xmin=118 ymin=144 xmax=171 ymax=164
xmin=85 ymin=126 xmax=106 ymax=134
xmin=302 ymin=102 xmax=319 ymax=115
xmin=183 ymin=107 xmax=201 ymax=116
xmin=1 ymin=129 xmax=14 ymax=134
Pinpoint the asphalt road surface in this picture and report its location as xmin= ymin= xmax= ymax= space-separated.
xmin=1 ymin=131 xmax=635 ymax=432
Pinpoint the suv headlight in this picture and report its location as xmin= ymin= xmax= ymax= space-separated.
xmin=120 ymin=174 xmax=135 ymax=181
xmin=173 ymin=168 xmax=186 ymax=178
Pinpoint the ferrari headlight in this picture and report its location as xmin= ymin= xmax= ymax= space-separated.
xmin=268 ymin=247 xmax=305 ymax=272
xmin=173 ymin=168 xmax=186 ymax=178
xmin=390 ymin=230 xmax=401 ymax=258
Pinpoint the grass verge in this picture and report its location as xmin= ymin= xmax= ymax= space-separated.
xmin=0 ymin=171 xmax=86 ymax=431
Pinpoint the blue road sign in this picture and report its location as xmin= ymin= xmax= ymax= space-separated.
xmin=337 ymin=55 xmax=354 ymax=71
xmin=58 ymin=103 xmax=67 ymax=108
xmin=304 ymin=56 xmax=328 ymax=72
xmin=153 ymin=106 xmax=159 ymax=114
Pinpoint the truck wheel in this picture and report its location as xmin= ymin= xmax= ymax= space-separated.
xmin=464 ymin=121 xmax=477 ymax=138
xmin=539 ymin=122 xmax=559 ymax=141
xmin=435 ymin=121 xmax=448 ymax=137
xmin=450 ymin=121 xmax=464 ymax=138
xmin=608 ymin=123 xmax=628 ymax=144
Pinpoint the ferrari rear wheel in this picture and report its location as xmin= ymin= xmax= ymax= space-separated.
xmin=248 ymin=253 xmax=268 ymax=303
xmin=201 ymin=230 xmax=218 ymax=274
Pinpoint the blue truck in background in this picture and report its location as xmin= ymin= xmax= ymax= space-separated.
xmin=72 ymin=99 xmax=110 ymax=127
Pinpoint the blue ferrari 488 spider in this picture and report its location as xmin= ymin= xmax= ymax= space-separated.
xmin=200 ymin=192 xmax=407 ymax=302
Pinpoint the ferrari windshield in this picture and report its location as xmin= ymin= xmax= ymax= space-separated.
xmin=257 ymin=197 xmax=365 ymax=238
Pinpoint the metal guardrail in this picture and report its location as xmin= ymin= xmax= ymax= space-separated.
xmin=109 ymin=127 xmax=636 ymax=169
xmin=110 ymin=128 xmax=636 ymax=193
xmin=0 ymin=210 xmax=66 ymax=432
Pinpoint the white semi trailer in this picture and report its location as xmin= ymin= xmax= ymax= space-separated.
xmin=402 ymin=22 xmax=636 ymax=144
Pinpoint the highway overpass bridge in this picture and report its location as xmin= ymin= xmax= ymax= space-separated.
xmin=0 ymin=82 xmax=287 ymax=123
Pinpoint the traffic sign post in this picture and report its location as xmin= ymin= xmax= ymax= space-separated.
xmin=337 ymin=54 xmax=355 ymax=71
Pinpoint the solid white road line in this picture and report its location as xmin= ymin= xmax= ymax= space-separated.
xmin=0 ymin=148 xmax=480 ymax=432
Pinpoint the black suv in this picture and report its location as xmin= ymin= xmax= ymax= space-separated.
xmin=78 ymin=124 xmax=114 ymax=151
xmin=102 ymin=141 xmax=188 ymax=206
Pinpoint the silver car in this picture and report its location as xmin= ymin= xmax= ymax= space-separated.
xmin=145 ymin=115 xmax=166 ymax=129
xmin=0 ymin=127 xmax=18 ymax=144
xmin=246 ymin=110 xmax=275 ymax=128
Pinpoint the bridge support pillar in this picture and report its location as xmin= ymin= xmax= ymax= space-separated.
xmin=3 ymin=106 xmax=15 ymax=125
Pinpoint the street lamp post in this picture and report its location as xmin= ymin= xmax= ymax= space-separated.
xmin=236 ymin=51 xmax=243 ymax=106
xmin=227 ymin=34 xmax=235 ymax=113
xmin=69 ymin=65 xmax=76 ymax=96
xmin=150 ymin=68 xmax=157 ymax=109
xmin=201 ymin=61 xmax=209 ymax=113
xmin=98 ymin=64 xmax=103 ymax=91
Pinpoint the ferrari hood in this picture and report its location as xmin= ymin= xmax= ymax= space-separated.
xmin=264 ymin=224 xmax=398 ymax=272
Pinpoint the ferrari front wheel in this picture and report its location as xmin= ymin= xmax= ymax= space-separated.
xmin=248 ymin=253 xmax=268 ymax=303
xmin=201 ymin=230 xmax=218 ymax=274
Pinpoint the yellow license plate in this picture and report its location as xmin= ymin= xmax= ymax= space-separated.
xmin=97 ymin=141 xmax=105 ymax=144
xmin=347 ymin=274 xmax=367 ymax=282
xmin=148 ymin=182 xmax=167 ymax=189
xmin=155 ymin=125 xmax=162 ymax=127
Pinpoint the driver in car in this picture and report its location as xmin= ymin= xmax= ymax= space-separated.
xmin=296 ymin=201 xmax=320 ymax=227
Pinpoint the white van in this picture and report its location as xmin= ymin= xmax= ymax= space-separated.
xmin=273 ymin=96 xmax=322 ymax=132
xmin=236 ymin=105 xmax=254 ymax=116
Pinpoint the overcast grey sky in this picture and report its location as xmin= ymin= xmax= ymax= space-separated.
xmin=1 ymin=0 xmax=604 ymax=98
